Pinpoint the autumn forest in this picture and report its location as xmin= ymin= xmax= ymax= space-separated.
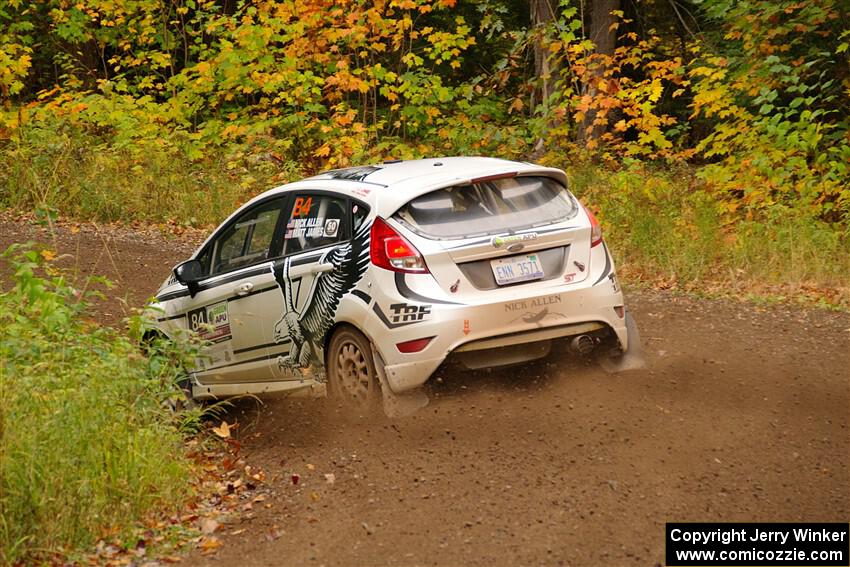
xmin=1 ymin=1 xmax=850 ymax=563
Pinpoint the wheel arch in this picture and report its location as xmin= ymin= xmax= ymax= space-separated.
xmin=323 ymin=321 xmax=361 ymax=362
xmin=323 ymin=319 xmax=384 ymax=368
xmin=141 ymin=328 xmax=167 ymax=346
xmin=140 ymin=327 xmax=176 ymax=356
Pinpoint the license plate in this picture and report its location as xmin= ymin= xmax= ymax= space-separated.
xmin=490 ymin=254 xmax=545 ymax=286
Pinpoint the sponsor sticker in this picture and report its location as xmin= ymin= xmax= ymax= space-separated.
xmin=324 ymin=218 xmax=340 ymax=238
xmin=491 ymin=232 xmax=539 ymax=249
xmin=389 ymin=303 xmax=431 ymax=324
xmin=188 ymin=301 xmax=232 ymax=343
xmin=373 ymin=303 xmax=431 ymax=329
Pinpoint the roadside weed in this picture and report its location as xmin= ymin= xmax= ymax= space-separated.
xmin=0 ymin=244 xmax=196 ymax=564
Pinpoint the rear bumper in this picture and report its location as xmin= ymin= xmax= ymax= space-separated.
xmin=369 ymin=273 xmax=628 ymax=394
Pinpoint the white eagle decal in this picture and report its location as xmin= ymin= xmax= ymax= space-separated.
xmin=272 ymin=218 xmax=372 ymax=379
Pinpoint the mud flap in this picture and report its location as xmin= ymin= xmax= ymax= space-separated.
xmin=598 ymin=311 xmax=647 ymax=373
xmin=371 ymin=345 xmax=430 ymax=418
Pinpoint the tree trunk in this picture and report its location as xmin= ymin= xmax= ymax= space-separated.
xmin=578 ymin=0 xmax=620 ymax=144
xmin=530 ymin=0 xmax=557 ymax=111
xmin=529 ymin=0 xmax=558 ymax=159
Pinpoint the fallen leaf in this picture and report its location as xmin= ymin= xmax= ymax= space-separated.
xmin=212 ymin=421 xmax=232 ymax=438
xmin=200 ymin=518 xmax=219 ymax=535
xmin=199 ymin=536 xmax=222 ymax=553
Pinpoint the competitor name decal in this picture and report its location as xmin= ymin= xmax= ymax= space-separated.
xmin=504 ymin=294 xmax=561 ymax=312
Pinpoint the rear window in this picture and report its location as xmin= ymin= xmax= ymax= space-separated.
xmin=393 ymin=176 xmax=578 ymax=239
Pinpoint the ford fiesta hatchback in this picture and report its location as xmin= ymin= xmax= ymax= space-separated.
xmin=145 ymin=157 xmax=640 ymax=408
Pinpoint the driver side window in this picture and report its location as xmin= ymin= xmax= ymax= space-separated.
xmin=210 ymin=199 xmax=284 ymax=276
xmin=283 ymin=194 xmax=350 ymax=256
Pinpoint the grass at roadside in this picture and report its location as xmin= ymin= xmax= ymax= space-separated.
xmin=565 ymin=161 xmax=850 ymax=309
xmin=0 ymin=245 xmax=197 ymax=564
xmin=1 ymin=129 xmax=302 ymax=227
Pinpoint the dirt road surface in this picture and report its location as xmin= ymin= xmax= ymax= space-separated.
xmin=2 ymin=218 xmax=848 ymax=566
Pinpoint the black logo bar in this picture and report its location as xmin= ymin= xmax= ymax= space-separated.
xmin=666 ymin=523 xmax=849 ymax=566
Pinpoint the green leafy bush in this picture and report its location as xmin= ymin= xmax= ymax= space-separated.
xmin=566 ymin=161 xmax=850 ymax=307
xmin=0 ymin=245 xmax=193 ymax=564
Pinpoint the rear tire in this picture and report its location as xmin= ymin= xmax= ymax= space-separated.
xmin=327 ymin=327 xmax=380 ymax=409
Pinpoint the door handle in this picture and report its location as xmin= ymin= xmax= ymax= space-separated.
xmin=235 ymin=282 xmax=254 ymax=296
xmin=311 ymin=263 xmax=334 ymax=274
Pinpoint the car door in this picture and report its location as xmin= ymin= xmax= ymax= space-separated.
xmin=266 ymin=192 xmax=359 ymax=382
xmin=174 ymin=197 xmax=289 ymax=385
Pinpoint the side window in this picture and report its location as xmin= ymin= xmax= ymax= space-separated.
xmin=352 ymin=201 xmax=369 ymax=232
xmin=211 ymin=199 xmax=284 ymax=276
xmin=196 ymin=246 xmax=213 ymax=277
xmin=283 ymin=194 xmax=350 ymax=255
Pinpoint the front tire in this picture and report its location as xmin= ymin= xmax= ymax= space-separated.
xmin=327 ymin=327 xmax=380 ymax=408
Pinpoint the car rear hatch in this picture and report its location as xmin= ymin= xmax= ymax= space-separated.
xmin=391 ymin=174 xmax=593 ymax=302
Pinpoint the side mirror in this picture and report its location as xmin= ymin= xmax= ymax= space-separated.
xmin=173 ymin=259 xmax=204 ymax=296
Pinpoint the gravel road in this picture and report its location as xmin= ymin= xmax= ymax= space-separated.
xmin=2 ymin=218 xmax=847 ymax=567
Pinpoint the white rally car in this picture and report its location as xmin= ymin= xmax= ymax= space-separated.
xmin=146 ymin=157 xmax=641 ymax=410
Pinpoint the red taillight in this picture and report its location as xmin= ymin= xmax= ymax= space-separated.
xmin=583 ymin=205 xmax=603 ymax=247
xmin=370 ymin=217 xmax=429 ymax=273
xmin=396 ymin=337 xmax=434 ymax=353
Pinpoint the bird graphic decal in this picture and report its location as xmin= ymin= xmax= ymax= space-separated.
xmin=508 ymin=307 xmax=567 ymax=326
xmin=271 ymin=218 xmax=372 ymax=379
